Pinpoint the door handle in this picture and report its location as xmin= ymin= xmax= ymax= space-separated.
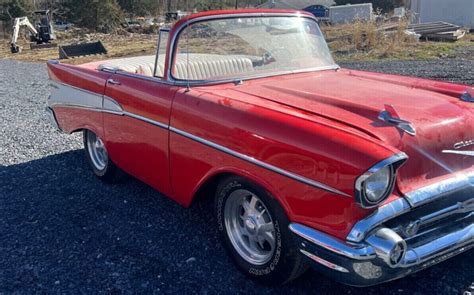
xmin=107 ymin=79 xmax=121 ymax=85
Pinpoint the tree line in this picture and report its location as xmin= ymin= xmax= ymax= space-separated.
xmin=1 ymin=0 xmax=403 ymax=33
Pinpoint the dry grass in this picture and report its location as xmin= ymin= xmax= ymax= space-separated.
xmin=0 ymin=23 xmax=473 ymax=65
xmin=321 ymin=21 xmax=474 ymax=62
xmin=0 ymin=30 xmax=157 ymax=64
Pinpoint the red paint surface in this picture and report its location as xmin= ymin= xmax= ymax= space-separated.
xmin=46 ymin=9 xmax=474 ymax=240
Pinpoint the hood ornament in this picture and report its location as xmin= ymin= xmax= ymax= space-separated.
xmin=460 ymin=88 xmax=474 ymax=102
xmin=442 ymin=139 xmax=474 ymax=156
xmin=378 ymin=104 xmax=416 ymax=136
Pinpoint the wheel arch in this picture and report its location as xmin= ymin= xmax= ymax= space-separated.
xmin=189 ymin=167 xmax=291 ymax=217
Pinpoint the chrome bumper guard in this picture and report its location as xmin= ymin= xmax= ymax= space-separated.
xmin=290 ymin=176 xmax=474 ymax=286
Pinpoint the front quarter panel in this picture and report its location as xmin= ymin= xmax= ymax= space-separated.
xmin=169 ymin=86 xmax=398 ymax=239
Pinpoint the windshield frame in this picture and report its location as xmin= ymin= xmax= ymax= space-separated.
xmin=167 ymin=12 xmax=339 ymax=86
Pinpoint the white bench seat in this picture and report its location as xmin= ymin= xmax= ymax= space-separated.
xmin=97 ymin=54 xmax=254 ymax=80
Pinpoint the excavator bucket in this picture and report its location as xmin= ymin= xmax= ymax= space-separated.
xmin=58 ymin=41 xmax=107 ymax=59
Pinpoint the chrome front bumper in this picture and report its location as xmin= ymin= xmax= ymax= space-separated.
xmin=290 ymin=175 xmax=474 ymax=286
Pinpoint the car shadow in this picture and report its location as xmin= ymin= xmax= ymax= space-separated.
xmin=0 ymin=150 xmax=472 ymax=293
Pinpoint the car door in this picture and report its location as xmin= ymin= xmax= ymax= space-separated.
xmin=103 ymin=73 xmax=178 ymax=197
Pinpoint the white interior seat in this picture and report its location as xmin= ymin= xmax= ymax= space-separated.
xmin=98 ymin=54 xmax=254 ymax=80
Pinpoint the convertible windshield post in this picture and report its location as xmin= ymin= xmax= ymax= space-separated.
xmin=169 ymin=14 xmax=337 ymax=84
xmin=154 ymin=28 xmax=169 ymax=78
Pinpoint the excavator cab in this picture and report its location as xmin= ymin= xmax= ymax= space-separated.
xmin=32 ymin=10 xmax=56 ymax=44
xmin=10 ymin=9 xmax=56 ymax=53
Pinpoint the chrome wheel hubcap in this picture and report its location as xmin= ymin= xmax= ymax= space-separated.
xmin=87 ymin=132 xmax=108 ymax=171
xmin=224 ymin=189 xmax=276 ymax=265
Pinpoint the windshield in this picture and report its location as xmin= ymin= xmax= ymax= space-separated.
xmin=172 ymin=16 xmax=337 ymax=81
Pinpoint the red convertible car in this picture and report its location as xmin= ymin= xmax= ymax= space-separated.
xmin=46 ymin=9 xmax=473 ymax=286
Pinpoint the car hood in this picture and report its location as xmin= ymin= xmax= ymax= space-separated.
xmin=228 ymin=69 xmax=474 ymax=193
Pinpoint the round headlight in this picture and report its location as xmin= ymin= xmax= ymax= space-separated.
xmin=363 ymin=166 xmax=392 ymax=204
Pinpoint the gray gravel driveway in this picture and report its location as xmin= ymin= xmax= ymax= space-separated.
xmin=0 ymin=59 xmax=473 ymax=293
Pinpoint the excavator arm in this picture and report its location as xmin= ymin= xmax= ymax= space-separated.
xmin=10 ymin=17 xmax=38 ymax=53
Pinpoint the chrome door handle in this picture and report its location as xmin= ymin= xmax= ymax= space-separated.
xmin=107 ymin=79 xmax=121 ymax=85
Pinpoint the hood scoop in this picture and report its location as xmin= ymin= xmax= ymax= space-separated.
xmin=378 ymin=104 xmax=416 ymax=136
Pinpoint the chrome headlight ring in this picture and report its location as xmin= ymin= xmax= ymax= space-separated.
xmin=355 ymin=153 xmax=408 ymax=208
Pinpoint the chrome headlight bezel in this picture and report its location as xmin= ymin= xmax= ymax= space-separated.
xmin=355 ymin=153 xmax=408 ymax=208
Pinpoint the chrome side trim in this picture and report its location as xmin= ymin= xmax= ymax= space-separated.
xmin=123 ymin=111 xmax=169 ymax=129
xmin=49 ymin=81 xmax=103 ymax=109
xmin=441 ymin=150 xmax=474 ymax=157
xmin=347 ymin=197 xmax=411 ymax=243
xmin=354 ymin=153 xmax=408 ymax=209
xmin=300 ymin=249 xmax=349 ymax=273
xmin=49 ymin=103 xmax=103 ymax=113
xmin=289 ymin=223 xmax=375 ymax=260
xmin=405 ymin=171 xmax=474 ymax=208
xmin=51 ymin=81 xmax=348 ymax=196
xmin=170 ymin=127 xmax=350 ymax=196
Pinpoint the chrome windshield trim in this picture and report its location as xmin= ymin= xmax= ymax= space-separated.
xmin=405 ymin=171 xmax=474 ymax=208
xmin=166 ymin=12 xmax=339 ymax=85
xmin=289 ymin=223 xmax=376 ymax=260
xmin=170 ymin=127 xmax=350 ymax=196
xmin=347 ymin=197 xmax=411 ymax=243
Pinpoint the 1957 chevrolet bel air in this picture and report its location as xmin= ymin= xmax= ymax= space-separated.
xmin=46 ymin=9 xmax=473 ymax=286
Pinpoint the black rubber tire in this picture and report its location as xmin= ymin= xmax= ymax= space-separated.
xmin=83 ymin=130 xmax=124 ymax=183
xmin=215 ymin=176 xmax=307 ymax=286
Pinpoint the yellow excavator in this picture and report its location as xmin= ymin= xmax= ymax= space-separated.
xmin=10 ymin=10 xmax=57 ymax=53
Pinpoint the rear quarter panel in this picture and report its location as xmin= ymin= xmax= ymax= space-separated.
xmin=47 ymin=62 xmax=112 ymax=138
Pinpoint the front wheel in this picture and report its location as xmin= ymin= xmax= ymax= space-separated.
xmin=215 ymin=176 xmax=307 ymax=285
xmin=83 ymin=130 xmax=123 ymax=182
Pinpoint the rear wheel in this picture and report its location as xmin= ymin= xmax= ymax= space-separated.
xmin=83 ymin=130 xmax=123 ymax=182
xmin=215 ymin=176 xmax=307 ymax=285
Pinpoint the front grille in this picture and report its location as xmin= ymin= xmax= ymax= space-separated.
xmin=384 ymin=188 xmax=473 ymax=246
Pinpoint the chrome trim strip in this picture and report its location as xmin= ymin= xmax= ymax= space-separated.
xmin=289 ymin=223 xmax=375 ymax=260
xmin=401 ymin=223 xmax=473 ymax=267
xmin=300 ymin=249 xmax=349 ymax=273
xmin=354 ymin=153 xmax=408 ymax=209
xmin=347 ymin=198 xmax=411 ymax=243
xmin=49 ymin=103 xmax=103 ymax=113
xmin=405 ymin=171 xmax=474 ymax=208
xmin=166 ymin=12 xmax=340 ymax=86
xmin=170 ymin=127 xmax=350 ymax=196
xmin=123 ymin=111 xmax=169 ymax=129
xmin=442 ymin=150 xmax=474 ymax=157
xmin=51 ymin=82 xmax=347 ymax=196
xmin=50 ymin=81 xmax=104 ymax=97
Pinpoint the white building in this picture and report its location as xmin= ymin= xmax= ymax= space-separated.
xmin=329 ymin=3 xmax=373 ymax=24
xmin=257 ymin=0 xmax=335 ymax=9
xmin=408 ymin=0 xmax=474 ymax=28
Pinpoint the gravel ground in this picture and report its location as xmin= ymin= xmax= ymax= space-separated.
xmin=0 ymin=59 xmax=473 ymax=294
